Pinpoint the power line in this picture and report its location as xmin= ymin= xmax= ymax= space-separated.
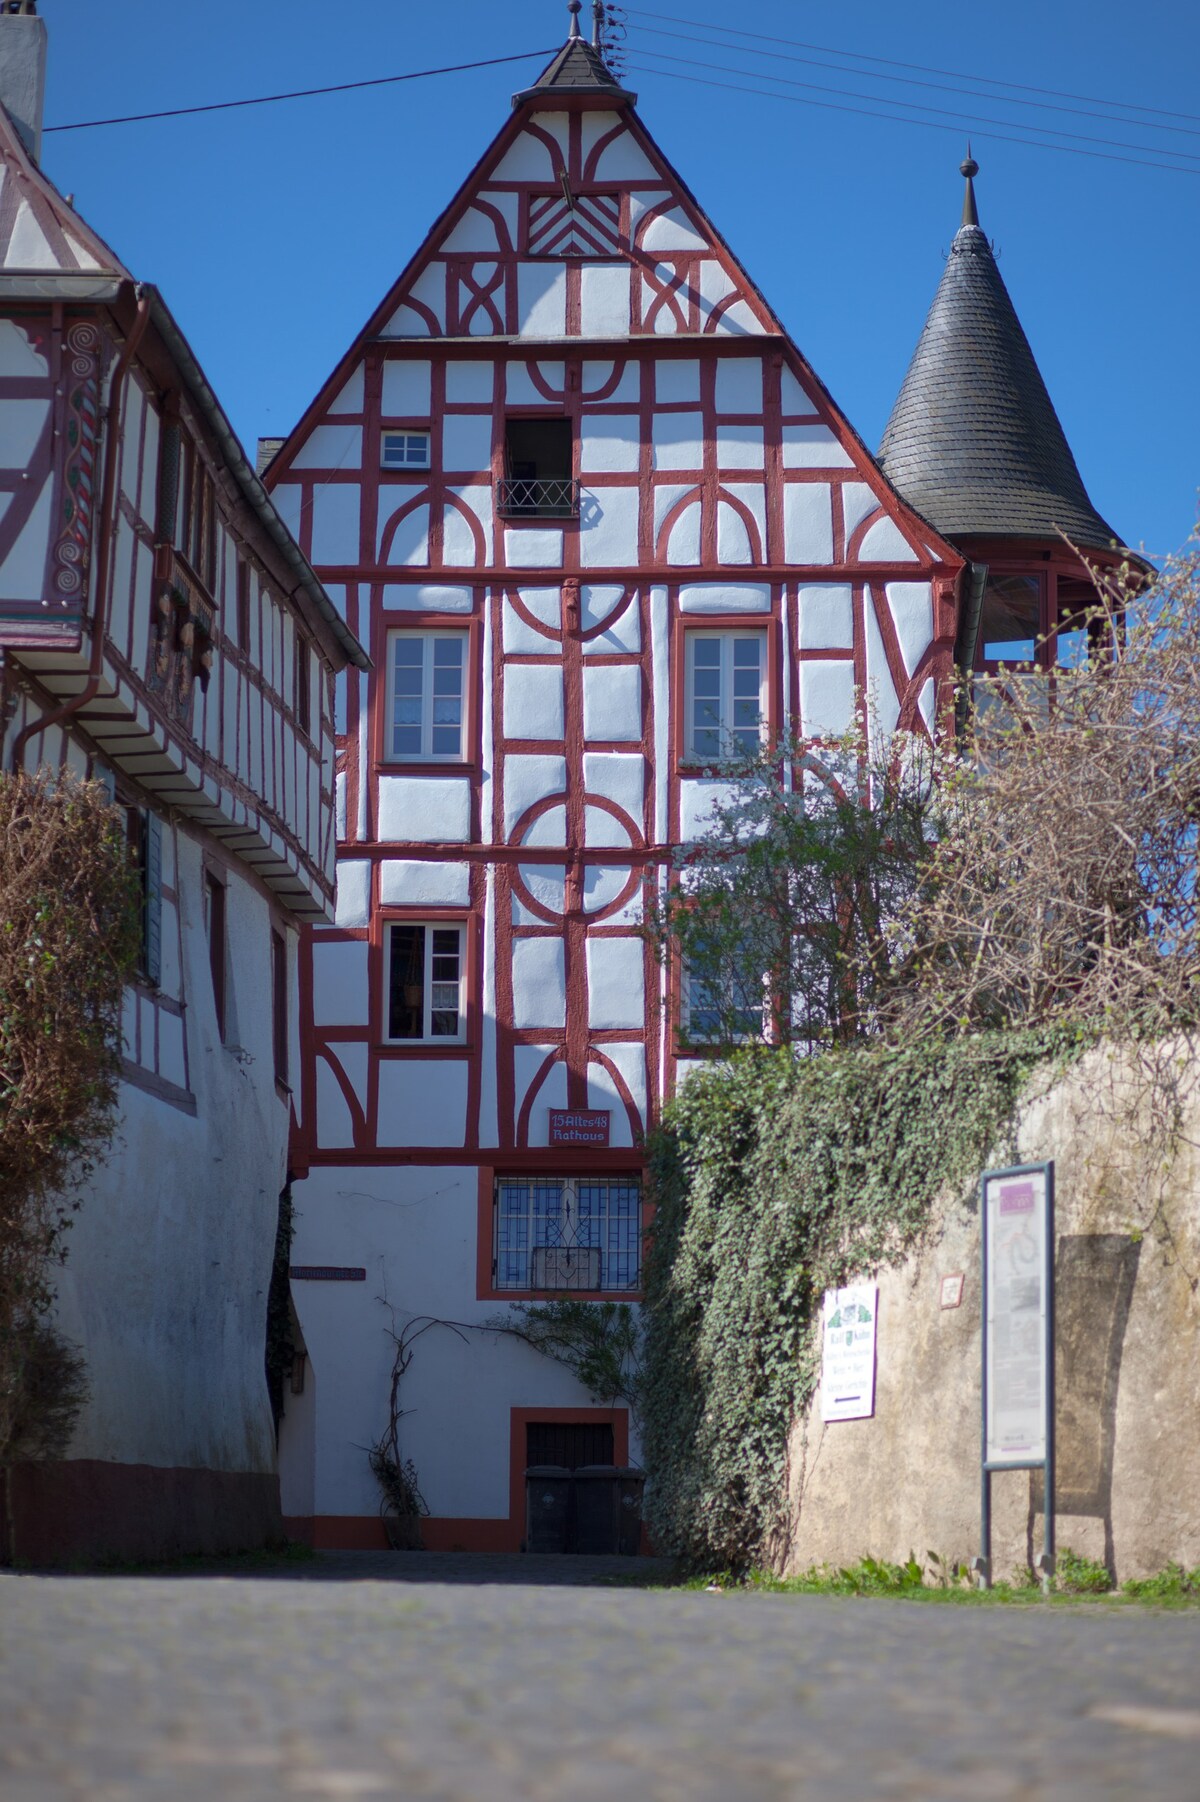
xmin=628 ymin=18 xmax=1200 ymax=144
xmin=43 ymin=48 xmax=557 ymax=134
xmin=629 ymin=44 xmax=1200 ymax=166
xmin=623 ymin=60 xmax=1200 ymax=176
xmin=623 ymin=7 xmax=1200 ymax=130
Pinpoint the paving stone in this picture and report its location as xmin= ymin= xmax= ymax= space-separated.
xmin=1 ymin=1554 xmax=1198 ymax=1799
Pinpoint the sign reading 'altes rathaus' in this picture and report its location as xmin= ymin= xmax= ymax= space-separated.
xmin=548 ymin=1109 xmax=611 ymax=1148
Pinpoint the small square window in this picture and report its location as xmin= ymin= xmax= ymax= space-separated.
xmin=387 ymin=631 xmax=467 ymax=761
xmin=382 ymin=431 xmax=431 ymax=470
xmin=385 ymin=922 xmax=466 ymax=1043
xmin=685 ymin=631 xmax=766 ymax=762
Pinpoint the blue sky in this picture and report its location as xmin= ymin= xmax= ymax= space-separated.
xmin=37 ymin=0 xmax=1199 ymax=558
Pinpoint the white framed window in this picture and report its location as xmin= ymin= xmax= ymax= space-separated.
xmin=681 ymin=956 xmax=765 ymax=1046
xmin=685 ymin=630 xmax=766 ymax=761
xmin=385 ymin=922 xmax=466 ymax=1043
xmin=387 ymin=630 xmax=467 ymax=761
xmin=494 ymin=1176 xmax=641 ymax=1293
xmin=382 ymin=430 xmax=431 ymax=470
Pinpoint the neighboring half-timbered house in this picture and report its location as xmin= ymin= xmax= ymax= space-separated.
xmin=266 ymin=9 xmax=976 ymax=1550
xmin=0 ymin=3 xmax=368 ymax=1564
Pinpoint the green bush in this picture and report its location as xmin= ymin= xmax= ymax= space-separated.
xmin=640 ymin=1028 xmax=1077 ymax=1571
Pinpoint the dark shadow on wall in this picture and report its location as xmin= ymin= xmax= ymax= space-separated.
xmin=1029 ymin=1233 xmax=1141 ymax=1576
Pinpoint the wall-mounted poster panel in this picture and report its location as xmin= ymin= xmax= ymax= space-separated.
xmin=820 ymin=1282 xmax=877 ymax=1422
xmin=983 ymin=1164 xmax=1052 ymax=1467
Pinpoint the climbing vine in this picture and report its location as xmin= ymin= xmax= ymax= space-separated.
xmin=640 ymin=1027 xmax=1083 ymax=1571
xmin=487 ymin=1300 xmax=642 ymax=1416
xmin=0 ymin=771 xmax=140 ymax=1467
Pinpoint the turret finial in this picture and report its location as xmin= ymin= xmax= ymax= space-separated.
xmin=567 ymin=0 xmax=582 ymax=40
xmin=960 ymin=145 xmax=980 ymax=228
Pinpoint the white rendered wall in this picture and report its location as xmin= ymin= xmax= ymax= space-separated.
xmin=51 ymin=823 xmax=292 ymax=1479
xmin=281 ymin=1164 xmax=641 ymax=1522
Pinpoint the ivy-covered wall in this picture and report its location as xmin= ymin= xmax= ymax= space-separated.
xmin=641 ymin=1030 xmax=1078 ymax=1571
xmin=784 ymin=1044 xmax=1200 ymax=1583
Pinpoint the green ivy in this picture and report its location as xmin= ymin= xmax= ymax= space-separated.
xmin=641 ymin=1027 xmax=1082 ymax=1571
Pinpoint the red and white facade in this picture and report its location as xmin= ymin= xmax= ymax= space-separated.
xmin=269 ymin=40 xmax=965 ymax=1549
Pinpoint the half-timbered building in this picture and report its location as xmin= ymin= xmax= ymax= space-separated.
xmin=0 ymin=3 xmax=368 ymax=1564
xmin=265 ymin=8 xmax=991 ymax=1551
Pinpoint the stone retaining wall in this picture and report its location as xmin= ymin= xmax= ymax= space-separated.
xmin=784 ymin=1048 xmax=1200 ymax=1583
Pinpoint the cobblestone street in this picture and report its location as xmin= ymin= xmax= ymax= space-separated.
xmin=3 ymin=1553 xmax=1200 ymax=1800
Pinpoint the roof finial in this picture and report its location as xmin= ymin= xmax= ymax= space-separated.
xmin=960 ymin=145 xmax=980 ymax=228
xmin=592 ymin=1 xmax=605 ymax=48
xmin=567 ymin=0 xmax=582 ymax=39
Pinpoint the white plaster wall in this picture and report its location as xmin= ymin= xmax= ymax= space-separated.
xmin=281 ymin=1167 xmax=641 ymax=1521
xmin=52 ymin=826 xmax=289 ymax=1477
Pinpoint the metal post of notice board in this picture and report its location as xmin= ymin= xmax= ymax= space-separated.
xmin=975 ymin=1160 xmax=1055 ymax=1593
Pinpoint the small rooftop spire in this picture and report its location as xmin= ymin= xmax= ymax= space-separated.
xmin=567 ymin=0 xmax=582 ymax=39
xmin=960 ymin=147 xmax=980 ymax=229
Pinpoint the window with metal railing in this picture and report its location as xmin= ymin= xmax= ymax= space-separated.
xmin=493 ymin=1176 xmax=641 ymax=1292
xmin=498 ymin=416 xmax=578 ymax=519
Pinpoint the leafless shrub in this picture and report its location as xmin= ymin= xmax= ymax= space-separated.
xmin=0 ymin=770 xmax=140 ymax=1463
xmin=880 ymin=541 xmax=1200 ymax=1046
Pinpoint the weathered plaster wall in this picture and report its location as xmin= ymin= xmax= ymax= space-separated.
xmin=5 ymin=823 xmax=295 ymax=1562
xmin=785 ymin=1049 xmax=1200 ymax=1583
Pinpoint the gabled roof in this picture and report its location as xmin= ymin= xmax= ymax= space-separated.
xmin=878 ymin=162 xmax=1123 ymax=553
xmin=513 ymin=17 xmax=636 ymax=106
xmin=0 ymin=99 xmax=127 ymax=276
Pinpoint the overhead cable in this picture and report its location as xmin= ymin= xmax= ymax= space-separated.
xmin=623 ymin=6 xmax=1200 ymax=130
xmin=622 ymin=60 xmax=1200 ymax=176
xmin=628 ymin=18 xmax=1200 ymax=143
xmin=628 ymin=45 xmax=1200 ymax=166
xmin=44 ymin=49 xmax=557 ymax=134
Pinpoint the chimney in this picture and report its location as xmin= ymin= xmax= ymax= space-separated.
xmin=0 ymin=1 xmax=46 ymax=164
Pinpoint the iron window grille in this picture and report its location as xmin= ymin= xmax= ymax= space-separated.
xmin=494 ymin=1177 xmax=641 ymax=1292
xmin=496 ymin=475 xmax=581 ymax=520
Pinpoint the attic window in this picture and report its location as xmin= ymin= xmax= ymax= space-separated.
xmin=382 ymin=431 xmax=430 ymax=470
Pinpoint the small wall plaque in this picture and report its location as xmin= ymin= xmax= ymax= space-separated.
xmin=940 ymin=1272 xmax=965 ymax=1310
xmin=548 ymin=1107 xmax=610 ymax=1147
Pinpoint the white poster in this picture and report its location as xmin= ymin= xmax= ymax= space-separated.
xmin=821 ymin=1282 xmax=877 ymax=1422
xmin=984 ymin=1167 xmax=1050 ymax=1466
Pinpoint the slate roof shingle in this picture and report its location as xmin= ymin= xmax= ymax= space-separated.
xmin=878 ymin=216 xmax=1123 ymax=553
xmin=513 ymin=36 xmax=635 ymax=106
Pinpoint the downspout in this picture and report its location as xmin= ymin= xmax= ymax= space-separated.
xmin=9 ymin=283 xmax=152 ymax=772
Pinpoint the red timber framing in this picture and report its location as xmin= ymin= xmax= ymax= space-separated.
xmin=269 ymin=48 xmax=965 ymax=1538
xmin=276 ymin=54 xmax=965 ymax=1171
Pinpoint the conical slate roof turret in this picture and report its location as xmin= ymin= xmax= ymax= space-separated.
xmin=879 ymin=158 xmax=1121 ymax=552
xmin=513 ymin=1 xmax=636 ymax=106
